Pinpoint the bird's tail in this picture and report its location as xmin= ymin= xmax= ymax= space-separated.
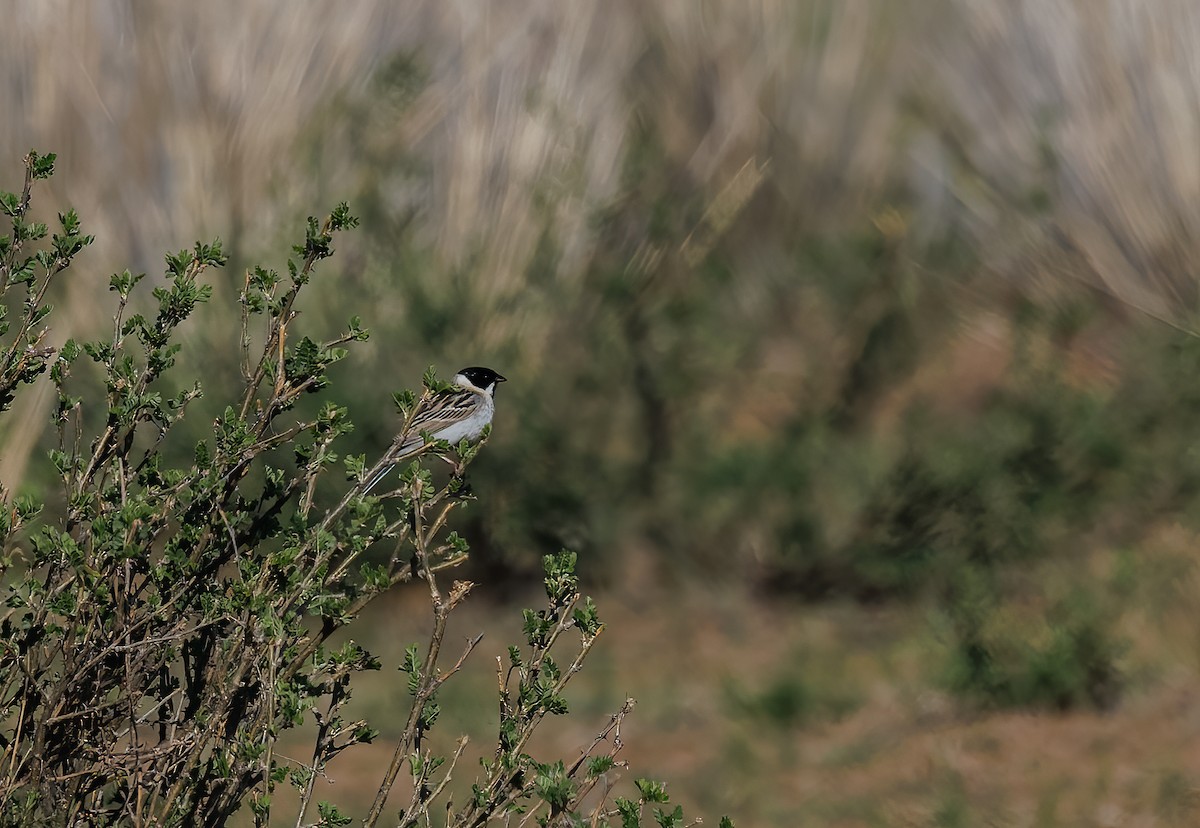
xmin=361 ymin=464 xmax=393 ymax=495
xmin=362 ymin=435 xmax=423 ymax=494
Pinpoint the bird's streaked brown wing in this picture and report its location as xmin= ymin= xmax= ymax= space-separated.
xmin=362 ymin=390 xmax=482 ymax=493
xmin=396 ymin=389 xmax=481 ymax=453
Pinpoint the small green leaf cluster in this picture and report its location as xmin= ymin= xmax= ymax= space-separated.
xmin=447 ymin=551 xmax=691 ymax=828
xmin=0 ymin=151 xmax=93 ymax=412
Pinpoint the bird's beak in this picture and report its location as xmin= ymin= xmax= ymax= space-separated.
xmin=496 ymin=374 xmax=507 ymax=383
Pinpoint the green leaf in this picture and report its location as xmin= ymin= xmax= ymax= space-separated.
xmin=635 ymin=779 xmax=669 ymax=804
xmin=587 ymin=755 xmax=616 ymax=777
xmin=28 ymin=150 xmax=56 ymax=179
xmin=401 ymin=643 xmax=422 ymax=694
xmin=533 ymin=760 xmax=574 ymax=811
xmin=0 ymin=190 xmax=19 ymax=216
xmin=329 ymin=202 xmax=360 ymax=231
xmin=573 ymin=597 xmax=602 ymax=636
xmin=360 ymin=562 xmax=389 ymax=591
xmin=543 ymin=550 xmax=579 ymax=603
xmin=315 ymin=800 xmax=352 ymax=828
xmin=419 ymin=695 xmax=441 ymax=729
xmin=653 ymin=805 xmax=683 ymax=828
xmin=616 ymin=797 xmax=642 ymax=828
xmin=522 ymin=608 xmax=552 ymax=648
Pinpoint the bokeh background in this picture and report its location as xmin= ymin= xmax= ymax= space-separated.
xmin=7 ymin=1 xmax=1200 ymax=824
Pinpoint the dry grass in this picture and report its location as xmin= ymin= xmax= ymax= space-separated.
xmin=927 ymin=1 xmax=1200 ymax=315
xmin=4 ymin=1 xmax=1199 ymax=321
xmin=2 ymin=1 xmax=1197 ymax=451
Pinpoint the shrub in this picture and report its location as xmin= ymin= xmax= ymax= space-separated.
xmin=0 ymin=152 xmax=730 ymax=827
xmin=937 ymin=565 xmax=1124 ymax=711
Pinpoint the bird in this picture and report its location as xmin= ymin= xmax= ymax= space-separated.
xmin=363 ymin=366 xmax=506 ymax=493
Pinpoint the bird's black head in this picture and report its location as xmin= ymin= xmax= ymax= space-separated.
xmin=455 ymin=366 xmax=507 ymax=395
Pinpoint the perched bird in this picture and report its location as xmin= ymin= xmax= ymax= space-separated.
xmin=364 ymin=366 xmax=506 ymax=493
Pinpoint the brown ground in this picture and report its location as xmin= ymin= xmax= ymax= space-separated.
xmin=260 ymin=549 xmax=1200 ymax=828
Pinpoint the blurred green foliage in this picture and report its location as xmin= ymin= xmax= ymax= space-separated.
xmin=24 ymin=43 xmax=1200 ymax=716
xmin=727 ymin=654 xmax=863 ymax=730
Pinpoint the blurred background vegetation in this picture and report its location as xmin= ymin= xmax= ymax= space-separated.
xmin=7 ymin=1 xmax=1200 ymax=824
